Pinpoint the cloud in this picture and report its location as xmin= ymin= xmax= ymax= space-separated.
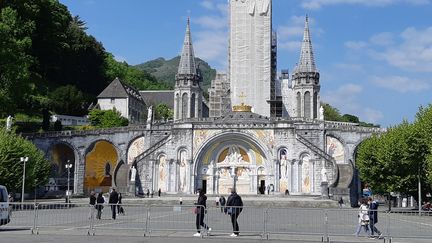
xmin=369 ymin=32 xmax=394 ymax=46
xmin=193 ymin=1 xmax=229 ymax=71
xmin=370 ymin=27 xmax=432 ymax=72
xmin=344 ymin=41 xmax=367 ymax=50
xmin=321 ymin=83 xmax=383 ymax=123
xmin=300 ymin=0 xmax=430 ymax=9
xmin=370 ymin=75 xmax=431 ymax=92
xmin=333 ymin=63 xmax=364 ymax=72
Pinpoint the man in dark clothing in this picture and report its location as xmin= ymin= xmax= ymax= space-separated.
xmin=219 ymin=196 xmax=226 ymax=213
xmin=226 ymin=188 xmax=243 ymax=237
xmin=95 ymin=193 xmax=104 ymax=220
xmin=193 ymin=189 xmax=211 ymax=237
xmin=109 ymin=188 xmax=119 ymax=220
xmin=368 ymin=197 xmax=382 ymax=239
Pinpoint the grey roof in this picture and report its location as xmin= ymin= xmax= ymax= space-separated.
xmin=139 ymin=90 xmax=174 ymax=109
xmin=97 ymin=78 xmax=144 ymax=102
xmin=294 ymin=16 xmax=317 ymax=73
xmin=177 ymin=17 xmax=197 ymax=75
xmin=214 ymin=111 xmax=271 ymax=124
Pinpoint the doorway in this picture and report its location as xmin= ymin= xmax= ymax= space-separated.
xmin=201 ymin=180 xmax=207 ymax=194
xmin=259 ymin=180 xmax=265 ymax=194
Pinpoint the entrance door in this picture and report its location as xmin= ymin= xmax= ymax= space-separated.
xmin=259 ymin=180 xmax=265 ymax=194
xmin=201 ymin=180 xmax=207 ymax=194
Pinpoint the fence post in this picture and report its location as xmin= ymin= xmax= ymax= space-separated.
xmin=323 ymin=209 xmax=329 ymax=242
xmin=144 ymin=205 xmax=150 ymax=237
xmin=31 ymin=203 xmax=39 ymax=235
xmin=88 ymin=205 xmax=95 ymax=236
xmin=263 ymin=207 xmax=269 ymax=240
xmin=385 ymin=210 xmax=391 ymax=243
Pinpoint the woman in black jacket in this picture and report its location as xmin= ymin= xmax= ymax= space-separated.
xmin=193 ymin=189 xmax=211 ymax=237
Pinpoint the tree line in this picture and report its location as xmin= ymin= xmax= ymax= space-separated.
xmin=0 ymin=0 xmax=169 ymax=120
xmin=356 ymin=105 xmax=432 ymax=201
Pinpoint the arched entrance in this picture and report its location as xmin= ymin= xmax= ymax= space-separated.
xmin=84 ymin=140 xmax=119 ymax=193
xmin=48 ymin=143 xmax=75 ymax=194
xmin=194 ymin=132 xmax=269 ymax=195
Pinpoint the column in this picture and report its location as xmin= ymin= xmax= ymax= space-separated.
xmin=150 ymin=159 xmax=156 ymax=191
xmin=75 ymin=148 xmax=86 ymax=195
xmin=188 ymin=159 xmax=194 ymax=194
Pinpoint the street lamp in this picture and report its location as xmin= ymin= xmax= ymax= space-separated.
xmin=65 ymin=161 xmax=73 ymax=204
xmin=20 ymin=157 xmax=29 ymax=205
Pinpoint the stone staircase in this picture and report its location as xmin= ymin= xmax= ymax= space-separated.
xmin=133 ymin=133 xmax=171 ymax=164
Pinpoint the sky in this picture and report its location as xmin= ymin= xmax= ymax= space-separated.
xmin=60 ymin=0 xmax=432 ymax=128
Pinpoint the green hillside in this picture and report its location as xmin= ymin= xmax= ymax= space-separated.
xmin=135 ymin=56 xmax=216 ymax=91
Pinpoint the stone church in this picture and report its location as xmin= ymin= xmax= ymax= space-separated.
xmin=30 ymin=0 xmax=382 ymax=205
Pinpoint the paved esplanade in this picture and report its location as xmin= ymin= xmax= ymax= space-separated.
xmin=1 ymin=196 xmax=432 ymax=243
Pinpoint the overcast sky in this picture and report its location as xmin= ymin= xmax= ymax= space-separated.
xmin=60 ymin=0 xmax=432 ymax=127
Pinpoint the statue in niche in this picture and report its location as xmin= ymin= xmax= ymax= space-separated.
xmin=105 ymin=162 xmax=111 ymax=177
xmin=280 ymin=154 xmax=288 ymax=178
xmin=179 ymin=152 xmax=187 ymax=192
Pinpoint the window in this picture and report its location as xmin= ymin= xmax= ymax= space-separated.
xmin=110 ymin=98 xmax=115 ymax=104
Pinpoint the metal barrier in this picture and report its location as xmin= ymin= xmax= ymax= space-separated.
xmin=146 ymin=205 xmax=203 ymax=236
xmin=206 ymin=205 xmax=266 ymax=237
xmin=3 ymin=202 xmax=432 ymax=242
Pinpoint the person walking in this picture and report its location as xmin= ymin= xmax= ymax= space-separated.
xmin=368 ymin=197 xmax=382 ymax=239
xmin=193 ymin=189 xmax=211 ymax=237
xmin=108 ymin=188 xmax=119 ymax=220
xmin=117 ymin=193 xmax=124 ymax=215
xmin=158 ymin=188 xmax=161 ymax=197
xmin=89 ymin=191 xmax=96 ymax=219
xmin=219 ymin=195 xmax=226 ymax=213
xmin=355 ymin=198 xmax=370 ymax=237
xmin=146 ymin=189 xmax=150 ymax=198
xmin=95 ymin=192 xmax=104 ymax=220
xmin=226 ymin=188 xmax=243 ymax=237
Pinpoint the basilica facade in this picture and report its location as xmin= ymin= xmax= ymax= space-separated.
xmin=30 ymin=0 xmax=382 ymax=205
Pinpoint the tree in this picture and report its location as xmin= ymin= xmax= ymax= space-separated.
xmin=356 ymin=105 xmax=432 ymax=200
xmin=154 ymin=103 xmax=174 ymax=120
xmin=0 ymin=7 xmax=34 ymax=116
xmin=341 ymin=114 xmax=360 ymax=123
xmin=0 ymin=128 xmax=51 ymax=192
xmin=88 ymin=108 xmax=128 ymax=128
xmin=49 ymin=85 xmax=87 ymax=116
xmin=321 ymin=103 xmax=341 ymax=121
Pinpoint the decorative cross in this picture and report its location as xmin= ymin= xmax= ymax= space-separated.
xmin=238 ymin=92 xmax=246 ymax=103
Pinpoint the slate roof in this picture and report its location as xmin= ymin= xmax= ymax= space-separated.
xmin=139 ymin=90 xmax=174 ymax=109
xmin=97 ymin=78 xmax=144 ymax=102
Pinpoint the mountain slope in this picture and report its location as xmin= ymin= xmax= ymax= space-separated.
xmin=135 ymin=56 xmax=216 ymax=91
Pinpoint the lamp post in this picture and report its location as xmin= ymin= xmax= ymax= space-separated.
xmin=20 ymin=157 xmax=29 ymax=205
xmin=65 ymin=161 xmax=73 ymax=204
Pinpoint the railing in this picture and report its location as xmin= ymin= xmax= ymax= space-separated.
xmin=4 ymin=203 xmax=432 ymax=242
xmin=133 ymin=134 xmax=171 ymax=164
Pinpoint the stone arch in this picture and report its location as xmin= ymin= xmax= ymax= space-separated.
xmin=193 ymin=131 xmax=270 ymax=194
xmin=325 ymin=134 xmax=347 ymax=164
xmin=178 ymin=148 xmax=189 ymax=193
xmin=84 ymin=140 xmax=120 ymax=194
xmin=278 ymin=147 xmax=289 ymax=192
xmin=127 ymin=135 xmax=145 ymax=165
xmin=46 ymin=141 xmax=77 ymax=193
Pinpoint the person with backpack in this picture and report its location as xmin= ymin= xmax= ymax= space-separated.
xmin=95 ymin=192 xmax=104 ymax=220
xmin=226 ymin=188 xmax=243 ymax=237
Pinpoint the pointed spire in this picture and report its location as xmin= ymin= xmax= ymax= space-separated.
xmin=178 ymin=17 xmax=197 ymax=75
xmin=295 ymin=15 xmax=317 ymax=73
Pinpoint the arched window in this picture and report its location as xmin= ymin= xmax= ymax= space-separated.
xmin=190 ymin=93 xmax=196 ymax=118
xmin=304 ymin=91 xmax=311 ymax=118
xmin=182 ymin=93 xmax=188 ymax=119
xmin=296 ymin=92 xmax=301 ymax=117
xmin=175 ymin=93 xmax=180 ymax=119
xmin=313 ymin=92 xmax=318 ymax=119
